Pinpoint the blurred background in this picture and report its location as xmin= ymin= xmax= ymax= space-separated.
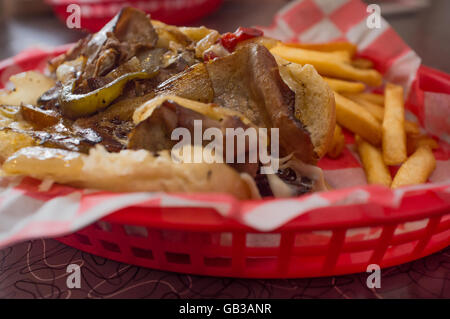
xmin=0 ymin=0 xmax=449 ymax=72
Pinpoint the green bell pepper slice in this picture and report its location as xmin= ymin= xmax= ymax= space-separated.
xmin=59 ymin=71 xmax=158 ymax=119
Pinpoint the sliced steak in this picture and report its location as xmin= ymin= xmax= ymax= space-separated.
xmin=82 ymin=7 xmax=158 ymax=79
xmin=157 ymin=43 xmax=316 ymax=164
xmin=128 ymin=99 xmax=259 ymax=176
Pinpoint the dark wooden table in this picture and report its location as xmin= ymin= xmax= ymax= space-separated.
xmin=0 ymin=0 xmax=449 ymax=298
xmin=0 ymin=240 xmax=448 ymax=298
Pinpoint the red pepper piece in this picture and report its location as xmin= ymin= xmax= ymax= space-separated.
xmin=220 ymin=32 xmax=238 ymax=52
xmin=203 ymin=50 xmax=219 ymax=62
xmin=220 ymin=27 xmax=264 ymax=52
xmin=235 ymin=27 xmax=264 ymax=41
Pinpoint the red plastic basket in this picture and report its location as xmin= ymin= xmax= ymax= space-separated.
xmin=45 ymin=0 xmax=223 ymax=32
xmin=54 ymin=63 xmax=450 ymax=278
xmin=55 ymin=187 xmax=450 ymax=278
xmin=1 ymin=47 xmax=449 ymax=279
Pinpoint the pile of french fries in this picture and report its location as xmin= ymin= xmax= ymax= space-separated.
xmin=272 ymin=41 xmax=438 ymax=189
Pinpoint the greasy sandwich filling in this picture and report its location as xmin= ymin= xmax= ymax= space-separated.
xmin=0 ymin=7 xmax=326 ymax=198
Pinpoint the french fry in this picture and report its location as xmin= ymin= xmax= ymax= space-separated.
xmin=272 ymin=45 xmax=349 ymax=64
xmin=330 ymin=50 xmax=352 ymax=63
xmin=356 ymin=93 xmax=384 ymax=106
xmin=284 ymin=41 xmax=357 ymax=57
xmin=344 ymin=93 xmax=421 ymax=137
xmin=327 ymin=125 xmax=346 ymax=158
xmin=334 ymin=92 xmax=382 ymax=145
xmin=404 ymin=121 xmax=421 ymax=136
xmin=352 ymin=58 xmax=374 ymax=69
xmin=355 ymin=135 xmax=392 ymax=187
xmin=271 ymin=44 xmax=382 ymax=86
xmin=343 ymin=93 xmax=385 ymax=121
xmin=323 ymin=77 xmax=365 ymax=93
xmin=407 ymin=135 xmax=439 ymax=155
xmin=391 ymin=146 xmax=436 ymax=188
xmin=297 ymin=50 xmax=352 ymax=63
xmin=382 ymin=83 xmax=407 ymax=165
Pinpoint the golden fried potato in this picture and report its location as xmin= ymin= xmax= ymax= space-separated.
xmin=284 ymin=41 xmax=357 ymax=57
xmin=391 ymin=146 xmax=436 ymax=188
xmin=271 ymin=44 xmax=382 ymax=86
xmin=407 ymin=135 xmax=439 ymax=155
xmin=323 ymin=77 xmax=365 ymax=94
xmin=334 ymin=92 xmax=382 ymax=145
xmin=382 ymin=83 xmax=407 ymax=165
xmin=0 ymin=71 xmax=55 ymax=106
xmin=356 ymin=135 xmax=392 ymax=187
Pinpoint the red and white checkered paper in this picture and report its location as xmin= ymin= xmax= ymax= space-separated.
xmin=0 ymin=0 xmax=449 ymax=248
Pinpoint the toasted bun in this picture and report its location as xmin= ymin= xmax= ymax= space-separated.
xmin=2 ymin=146 xmax=253 ymax=200
xmin=275 ymin=56 xmax=336 ymax=159
xmin=0 ymin=130 xmax=36 ymax=163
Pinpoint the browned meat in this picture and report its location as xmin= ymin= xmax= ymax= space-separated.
xmin=128 ymin=100 xmax=246 ymax=152
xmin=81 ymin=7 xmax=158 ymax=79
xmin=34 ymin=7 xmax=202 ymax=152
xmin=41 ymin=7 xmax=161 ymax=111
xmin=48 ymin=36 xmax=91 ymax=73
xmin=49 ymin=7 xmax=160 ymax=84
xmin=129 ymin=50 xmax=199 ymax=97
xmin=128 ymin=100 xmax=259 ymax=176
xmin=85 ymin=77 xmax=114 ymax=92
xmin=38 ymin=82 xmax=62 ymax=110
xmin=157 ymin=43 xmax=316 ymax=164
xmin=158 ymin=51 xmax=197 ymax=83
xmin=1 ymin=125 xmax=102 ymax=154
xmin=157 ymin=63 xmax=214 ymax=103
xmin=20 ymin=105 xmax=60 ymax=129
xmin=209 ymin=44 xmax=316 ymax=164
xmin=67 ymin=50 xmax=200 ymax=151
xmin=255 ymin=169 xmax=313 ymax=197
xmin=94 ymin=48 xmax=118 ymax=77
xmin=73 ymin=93 xmax=155 ymax=152
xmin=113 ymin=7 xmax=158 ymax=58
